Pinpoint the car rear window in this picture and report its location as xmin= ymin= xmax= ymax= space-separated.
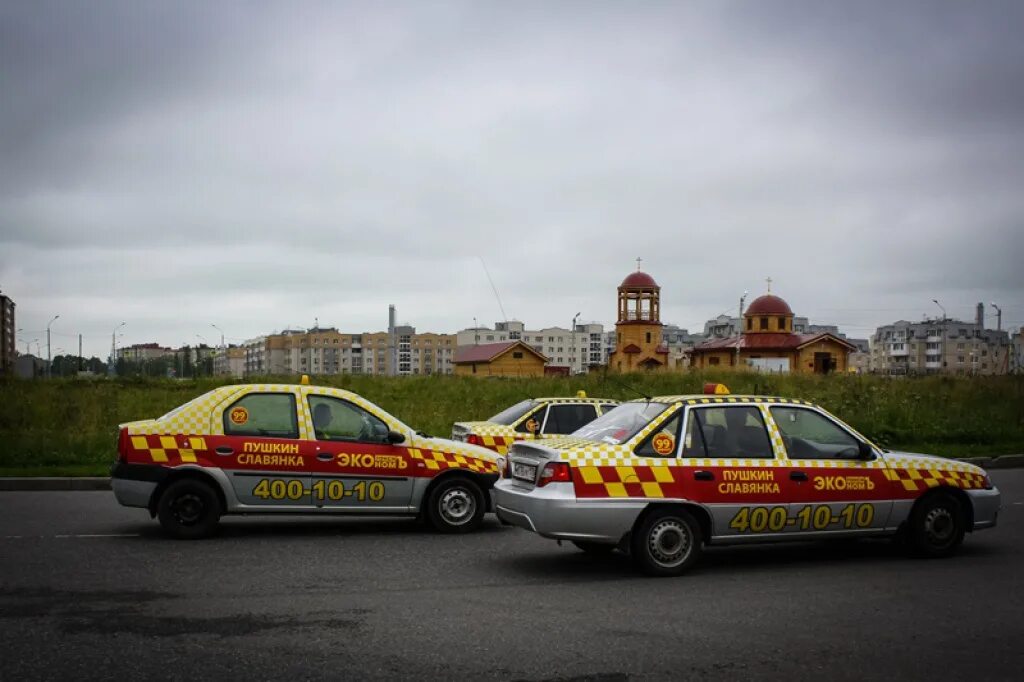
xmin=488 ymin=400 xmax=539 ymax=425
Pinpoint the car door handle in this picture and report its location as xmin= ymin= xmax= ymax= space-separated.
xmin=316 ymin=453 xmax=334 ymax=462
xmin=694 ymin=470 xmax=714 ymax=481
xmin=790 ymin=471 xmax=808 ymax=481
xmin=215 ymin=447 xmax=233 ymax=456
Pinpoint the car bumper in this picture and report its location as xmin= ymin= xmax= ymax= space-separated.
xmin=967 ymin=486 xmax=1001 ymax=530
xmin=493 ymin=479 xmax=645 ymax=543
xmin=110 ymin=462 xmax=168 ymax=509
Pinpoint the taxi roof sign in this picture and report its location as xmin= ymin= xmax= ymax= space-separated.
xmin=300 ymin=374 xmax=310 ymax=385
xmin=703 ymin=382 xmax=730 ymax=395
xmin=576 ymin=390 xmax=587 ymax=398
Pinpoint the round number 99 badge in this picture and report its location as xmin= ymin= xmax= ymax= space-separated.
xmin=652 ymin=433 xmax=675 ymax=455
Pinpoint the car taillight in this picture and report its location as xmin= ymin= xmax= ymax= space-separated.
xmin=497 ymin=456 xmax=510 ymax=478
xmin=467 ymin=434 xmax=484 ymax=447
xmin=117 ymin=427 xmax=129 ymax=463
xmin=537 ymin=462 xmax=572 ymax=487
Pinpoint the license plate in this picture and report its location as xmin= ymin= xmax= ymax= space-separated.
xmin=512 ymin=462 xmax=537 ymax=482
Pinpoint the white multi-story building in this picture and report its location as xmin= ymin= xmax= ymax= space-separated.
xmin=457 ymin=320 xmax=607 ymax=374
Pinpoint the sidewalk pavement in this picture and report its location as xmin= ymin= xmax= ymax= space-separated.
xmin=1 ymin=455 xmax=1022 ymax=491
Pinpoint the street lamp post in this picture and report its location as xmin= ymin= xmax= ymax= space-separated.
xmin=932 ymin=300 xmax=946 ymax=374
xmin=735 ymin=291 xmax=748 ymax=369
xmin=110 ymin=321 xmax=126 ymax=376
xmin=572 ymin=312 xmax=581 ymax=374
xmin=990 ymin=302 xmax=1002 ymax=332
xmin=211 ymin=324 xmax=225 ymax=349
xmin=46 ymin=315 xmax=60 ymax=378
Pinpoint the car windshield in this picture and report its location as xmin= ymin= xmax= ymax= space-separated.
xmin=572 ymin=402 xmax=670 ymax=445
xmin=487 ymin=399 xmax=539 ymax=425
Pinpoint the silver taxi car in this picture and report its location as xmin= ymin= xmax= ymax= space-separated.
xmin=494 ymin=388 xmax=1000 ymax=576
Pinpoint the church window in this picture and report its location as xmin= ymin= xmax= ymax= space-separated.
xmin=746 ymin=318 xmax=753 ymax=331
xmin=760 ymin=317 xmax=769 ymax=330
xmin=778 ymin=317 xmax=786 ymax=330
xmin=646 ymin=332 xmax=651 ymax=343
xmin=709 ymin=357 xmax=720 ymax=366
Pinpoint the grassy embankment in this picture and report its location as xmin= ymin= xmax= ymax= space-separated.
xmin=1 ymin=372 xmax=1021 ymax=476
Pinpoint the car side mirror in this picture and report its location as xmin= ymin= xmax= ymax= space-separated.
xmin=857 ymin=441 xmax=874 ymax=460
xmin=387 ymin=430 xmax=406 ymax=445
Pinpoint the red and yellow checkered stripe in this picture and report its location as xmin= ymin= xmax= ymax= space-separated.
xmin=576 ymin=464 xmax=678 ymax=498
xmin=883 ymin=467 xmax=987 ymax=492
xmin=407 ymin=448 xmax=499 ymax=474
xmin=130 ymin=435 xmax=207 ymax=464
xmin=475 ymin=435 xmax=520 ymax=455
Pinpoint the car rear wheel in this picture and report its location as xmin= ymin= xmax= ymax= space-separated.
xmin=908 ymin=491 xmax=965 ymax=558
xmin=631 ymin=508 xmax=703 ymax=577
xmin=426 ymin=477 xmax=485 ymax=533
xmin=157 ymin=479 xmax=222 ymax=539
xmin=571 ymin=540 xmax=615 ymax=555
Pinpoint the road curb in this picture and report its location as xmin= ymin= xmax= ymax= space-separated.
xmin=1 ymin=455 xmax=1023 ymax=490
xmin=0 ymin=477 xmax=111 ymax=491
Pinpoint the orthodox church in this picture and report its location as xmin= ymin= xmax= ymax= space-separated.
xmin=607 ymin=264 xmax=671 ymax=373
xmin=689 ymin=286 xmax=856 ymax=374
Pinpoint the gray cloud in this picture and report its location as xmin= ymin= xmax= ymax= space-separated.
xmin=2 ymin=1 xmax=1022 ymax=358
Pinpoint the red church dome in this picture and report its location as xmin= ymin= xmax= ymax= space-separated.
xmin=620 ymin=271 xmax=659 ymax=289
xmin=746 ymin=294 xmax=793 ymax=316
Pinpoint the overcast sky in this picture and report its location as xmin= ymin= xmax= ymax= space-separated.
xmin=2 ymin=1 xmax=1023 ymax=359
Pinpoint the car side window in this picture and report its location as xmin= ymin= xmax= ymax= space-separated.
xmin=308 ymin=395 xmax=389 ymax=443
xmin=514 ymin=407 xmax=545 ymax=434
xmin=770 ymin=407 xmax=861 ymax=460
xmin=599 ymin=403 xmax=618 ymax=415
xmin=689 ymin=406 xmax=773 ymax=459
xmin=635 ymin=411 xmax=682 ymax=457
xmin=224 ymin=393 xmax=299 ymax=439
xmin=544 ymin=404 xmax=598 ymax=434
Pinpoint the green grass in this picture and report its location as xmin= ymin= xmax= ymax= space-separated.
xmin=0 ymin=372 xmax=1021 ymax=475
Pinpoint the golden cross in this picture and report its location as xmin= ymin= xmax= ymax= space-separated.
xmin=636 ymin=257 xmax=643 ymax=271
xmin=766 ymin=276 xmax=773 ymax=293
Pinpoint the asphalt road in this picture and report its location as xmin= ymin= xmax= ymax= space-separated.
xmin=2 ymin=471 xmax=1023 ymax=681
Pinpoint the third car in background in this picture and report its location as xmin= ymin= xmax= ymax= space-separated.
xmin=451 ymin=392 xmax=618 ymax=454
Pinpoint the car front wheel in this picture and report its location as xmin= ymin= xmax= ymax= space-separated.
xmin=426 ymin=477 xmax=486 ymax=533
xmin=908 ymin=491 xmax=966 ymax=557
xmin=631 ymin=508 xmax=703 ymax=577
xmin=157 ymin=478 xmax=222 ymax=539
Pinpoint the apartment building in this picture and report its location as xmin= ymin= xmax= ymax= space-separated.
xmin=0 ymin=290 xmax=14 ymax=376
xmin=457 ymin=320 xmax=607 ymax=374
xmin=870 ymin=313 xmax=1012 ymax=375
xmin=243 ymin=326 xmax=456 ymax=377
xmin=117 ymin=343 xmax=174 ymax=362
xmin=212 ymin=346 xmax=245 ymax=378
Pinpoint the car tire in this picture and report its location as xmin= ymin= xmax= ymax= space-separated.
xmin=631 ymin=508 xmax=703 ymax=577
xmin=157 ymin=478 xmax=223 ymax=539
xmin=572 ymin=540 xmax=615 ymax=555
xmin=908 ymin=491 xmax=966 ymax=558
xmin=426 ymin=476 xmax=485 ymax=534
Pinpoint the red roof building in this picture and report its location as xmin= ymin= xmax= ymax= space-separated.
xmin=691 ymin=290 xmax=856 ymax=374
xmin=453 ymin=341 xmax=549 ymax=377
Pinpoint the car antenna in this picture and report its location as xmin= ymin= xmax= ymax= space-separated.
xmin=601 ymin=373 xmax=652 ymax=402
